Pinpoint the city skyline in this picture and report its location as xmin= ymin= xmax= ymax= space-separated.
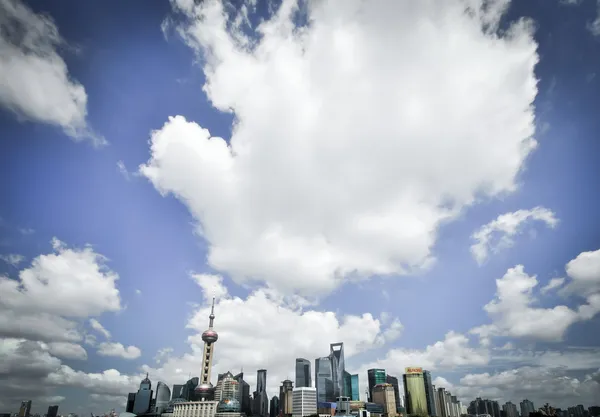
xmin=1 ymin=0 xmax=600 ymax=415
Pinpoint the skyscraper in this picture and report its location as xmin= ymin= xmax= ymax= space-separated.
xmin=155 ymin=381 xmax=172 ymax=414
xmin=254 ymin=369 xmax=269 ymax=417
xmin=292 ymin=387 xmax=317 ymax=417
xmin=295 ymin=358 xmax=312 ymax=388
xmin=234 ymin=373 xmax=252 ymax=415
xmin=172 ymin=384 xmax=184 ymax=400
xmin=385 ymin=375 xmax=401 ymax=411
xmin=350 ymin=374 xmax=359 ymax=401
xmin=403 ymin=368 xmax=427 ymax=416
xmin=372 ymin=384 xmax=397 ymax=417
xmin=133 ymin=373 xmax=153 ymax=415
xmin=280 ymin=379 xmax=294 ymax=417
xmin=423 ymin=370 xmax=437 ymax=416
xmin=520 ymin=400 xmax=535 ymax=417
xmin=503 ymin=402 xmax=519 ymax=417
xmin=195 ymin=298 xmax=219 ymax=401
xmin=368 ymin=369 xmax=386 ymax=401
xmin=270 ymin=396 xmax=280 ymax=417
xmin=330 ymin=343 xmax=346 ymax=398
xmin=315 ymin=356 xmax=334 ymax=403
xmin=47 ymin=406 xmax=58 ymax=417
xmin=18 ymin=401 xmax=31 ymax=417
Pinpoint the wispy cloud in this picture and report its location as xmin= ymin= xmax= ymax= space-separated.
xmin=471 ymin=207 xmax=559 ymax=265
xmin=0 ymin=253 xmax=25 ymax=267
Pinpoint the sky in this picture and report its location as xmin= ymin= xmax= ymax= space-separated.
xmin=1 ymin=0 xmax=600 ymax=414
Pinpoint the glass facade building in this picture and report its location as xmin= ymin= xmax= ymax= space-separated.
xmin=330 ymin=343 xmax=346 ymax=398
xmin=156 ymin=381 xmax=172 ymax=414
xmin=367 ymin=369 xmax=386 ymax=402
xmin=403 ymin=369 xmax=427 ymax=416
xmin=295 ymin=358 xmax=312 ymax=388
xmin=423 ymin=370 xmax=437 ymax=416
xmin=47 ymin=406 xmax=58 ymax=417
xmin=315 ymin=356 xmax=335 ymax=403
xmin=350 ymin=374 xmax=360 ymax=401
xmin=172 ymin=384 xmax=184 ymax=400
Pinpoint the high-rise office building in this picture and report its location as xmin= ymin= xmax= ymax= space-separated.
xmin=155 ymin=381 xmax=172 ymax=414
xmin=330 ymin=343 xmax=346 ymax=398
xmin=315 ymin=356 xmax=334 ymax=403
xmin=385 ymin=375 xmax=401 ymax=411
xmin=172 ymin=384 xmax=184 ymax=400
xmin=372 ymin=384 xmax=397 ymax=417
xmin=433 ymin=387 xmax=442 ymax=417
xmin=46 ymin=406 xmax=58 ymax=417
xmin=423 ymin=370 xmax=437 ymax=416
xmin=292 ymin=387 xmax=317 ymax=417
xmin=195 ymin=298 xmax=219 ymax=401
xmin=350 ymin=374 xmax=360 ymax=401
xmin=133 ymin=373 xmax=154 ymax=415
xmin=295 ymin=359 xmax=312 ymax=388
xmin=503 ymin=402 xmax=519 ymax=417
xmin=234 ymin=374 xmax=252 ymax=416
xmin=254 ymin=369 xmax=269 ymax=417
xmin=18 ymin=401 xmax=32 ymax=417
xmin=403 ymin=368 xmax=427 ymax=416
xmin=280 ymin=379 xmax=294 ymax=417
xmin=368 ymin=369 xmax=386 ymax=402
xmin=520 ymin=400 xmax=535 ymax=417
xmin=215 ymin=372 xmax=240 ymax=402
xmin=437 ymin=388 xmax=449 ymax=417
xmin=126 ymin=393 xmax=136 ymax=413
xmin=343 ymin=371 xmax=352 ymax=401
xmin=270 ymin=396 xmax=280 ymax=417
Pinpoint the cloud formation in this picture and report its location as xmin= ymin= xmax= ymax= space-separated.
xmin=142 ymin=0 xmax=539 ymax=296
xmin=97 ymin=342 xmax=142 ymax=360
xmin=471 ymin=252 xmax=600 ymax=344
xmin=471 ymin=207 xmax=558 ymax=264
xmin=0 ymin=0 xmax=104 ymax=145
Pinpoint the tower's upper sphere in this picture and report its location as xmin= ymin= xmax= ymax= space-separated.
xmin=202 ymin=329 xmax=218 ymax=344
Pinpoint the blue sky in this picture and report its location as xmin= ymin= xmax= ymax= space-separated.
xmin=1 ymin=0 xmax=600 ymax=415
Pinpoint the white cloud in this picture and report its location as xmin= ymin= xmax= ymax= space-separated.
xmin=47 ymin=366 xmax=139 ymax=396
xmin=97 ymin=342 xmax=142 ymax=360
xmin=89 ymin=318 xmax=112 ymax=340
xmin=588 ymin=0 xmax=600 ymax=37
xmin=471 ymin=262 xmax=600 ymax=344
xmin=135 ymin=289 xmax=142 ymax=295
xmin=457 ymin=366 xmax=600 ymax=407
xmin=0 ymin=254 xmax=25 ymax=267
xmin=471 ymin=207 xmax=558 ymax=264
xmin=191 ymin=273 xmax=229 ymax=302
xmin=563 ymin=248 xmax=600 ymax=297
xmin=540 ymin=277 xmax=565 ymax=294
xmin=0 ymin=0 xmax=104 ymax=145
xmin=154 ymin=347 xmax=174 ymax=364
xmin=142 ymin=0 xmax=539 ymax=296
xmin=0 ymin=239 xmax=121 ymax=345
xmin=44 ymin=342 xmax=88 ymax=361
xmin=0 ymin=238 xmax=121 ymax=319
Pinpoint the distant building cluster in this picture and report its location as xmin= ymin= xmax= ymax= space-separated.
xmin=6 ymin=300 xmax=597 ymax=417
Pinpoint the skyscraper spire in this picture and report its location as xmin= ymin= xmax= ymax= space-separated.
xmin=209 ymin=297 xmax=215 ymax=329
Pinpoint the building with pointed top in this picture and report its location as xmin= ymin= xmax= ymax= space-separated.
xmin=195 ymin=298 xmax=219 ymax=402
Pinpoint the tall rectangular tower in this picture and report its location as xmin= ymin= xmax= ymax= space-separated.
xmin=295 ymin=358 xmax=312 ymax=388
xmin=423 ymin=370 xmax=437 ymax=416
xmin=329 ymin=343 xmax=345 ymax=398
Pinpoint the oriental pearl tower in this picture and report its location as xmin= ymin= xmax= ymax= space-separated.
xmin=194 ymin=297 xmax=219 ymax=401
